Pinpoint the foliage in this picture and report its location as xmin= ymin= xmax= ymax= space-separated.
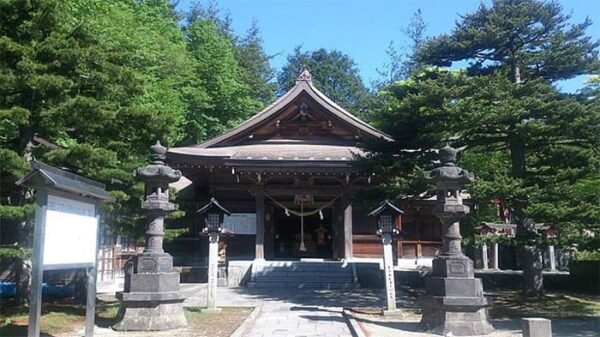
xmin=0 ymin=246 xmax=31 ymax=260
xmin=416 ymin=0 xmax=599 ymax=81
xmin=368 ymin=0 xmax=599 ymax=297
xmin=0 ymin=0 xmax=202 ymax=293
xmin=375 ymin=9 xmax=427 ymax=88
xmin=278 ymin=47 xmax=371 ymax=117
xmin=573 ymin=250 xmax=600 ymax=261
xmin=181 ymin=9 xmax=269 ymax=144
xmin=236 ymin=20 xmax=277 ymax=105
xmin=359 ymin=68 xmax=466 ymax=205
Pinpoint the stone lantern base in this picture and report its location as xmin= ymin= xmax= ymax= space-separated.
xmin=113 ymin=254 xmax=188 ymax=331
xmin=113 ymin=291 xmax=187 ymax=331
xmin=419 ymin=256 xmax=494 ymax=336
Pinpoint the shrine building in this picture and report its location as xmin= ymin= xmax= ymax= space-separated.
xmin=166 ymin=70 xmax=442 ymax=263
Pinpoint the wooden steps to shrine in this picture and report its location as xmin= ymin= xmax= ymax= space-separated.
xmin=247 ymin=261 xmax=357 ymax=289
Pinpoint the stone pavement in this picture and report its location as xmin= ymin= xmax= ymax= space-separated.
xmin=184 ymin=285 xmax=408 ymax=337
xmin=352 ymin=312 xmax=600 ymax=337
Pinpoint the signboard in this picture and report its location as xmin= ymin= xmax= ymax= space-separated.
xmin=17 ymin=161 xmax=111 ymax=337
xmin=44 ymin=195 xmax=98 ymax=268
xmin=223 ymin=213 xmax=256 ymax=234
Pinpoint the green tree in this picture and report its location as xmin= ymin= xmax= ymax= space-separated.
xmin=375 ymin=9 xmax=427 ymax=88
xmin=183 ymin=1 xmax=275 ymax=112
xmin=416 ymin=0 xmax=600 ymax=297
xmin=236 ymin=20 xmax=277 ymax=105
xmin=278 ymin=47 xmax=371 ymax=117
xmin=0 ymin=0 xmax=199 ymax=301
xmin=182 ymin=18 xmax=262 ymax=143
xmin=361 ymin=69 xmax=465 ymax=202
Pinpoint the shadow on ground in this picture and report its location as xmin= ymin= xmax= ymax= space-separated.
xmin=229 ymin=287 xmax=419 ymax=309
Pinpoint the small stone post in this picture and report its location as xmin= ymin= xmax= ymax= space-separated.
xmin=197 ymin=198 xmax=230 ymax=313
xmin=548 ymin=245 xmax=556 ymax=271
xmin=206 ymin=232 xmax=220 ymax=312
xmin=419 ymin=145 xmax=494 ymax=336
xmin=522 ymin=318 xmax=552 ymax=337
xmin=113 ymin=141 xmax=187 ymax=331
xmin=382 ymin=232 xmax=397 ymax=313
xmin=368 ymin=200 xmax=404 ymax=315
xmin=492 ymin=242 xmax=499 ymax=270
xmin=481 ymin=242 xmax=489 ymax=270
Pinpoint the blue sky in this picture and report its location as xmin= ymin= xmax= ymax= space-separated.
xmin=177 ymin=0 xmax=599 ymax=92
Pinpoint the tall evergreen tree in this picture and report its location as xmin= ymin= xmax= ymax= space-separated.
xmin=236 ymin=20 xmax=277 ymax=105
xmin=375 ymin=9 xmax=427 ymax=88
xmin=183 ymin=18 xmax=262 ymax=143
xmin=0 ymin=0 xmax=199 ymax=301
xmin=278 ymin=47 xmax=371 ymax=117
xmin=415 ymin=0 xmax=600 ymax=297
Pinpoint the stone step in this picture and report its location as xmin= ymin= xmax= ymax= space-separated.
xmin=253 ymin=275 xmax=353 ymax=283
xmin=253 ymin=265 xmax=352 ymax=272
xmin=247 ymin=281 xmax=355 ymax=289
xmin=249 ymin=262 xmax=356 ymax=289
xmin=252 ymin=271 xmax=352 ymax=278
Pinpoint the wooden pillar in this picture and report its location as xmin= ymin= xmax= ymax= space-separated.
xmin=343 ymin=202 xmax=353 ymax=260
xmin=264 ymin=204 xmax=274 ymax=260
xmin=255 ymin=190 xmax=265 ymax=260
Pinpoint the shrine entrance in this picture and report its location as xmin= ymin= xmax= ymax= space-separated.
xmin=272 ymin=206 xmax=334 ymax=260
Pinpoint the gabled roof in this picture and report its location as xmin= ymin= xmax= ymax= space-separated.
xmin=194 ymin=69 xmax=392 ymax=149
xmin=197 ymin=197 xmax=231 ymax=215
xmin=367 ymin=199 xmax=404 ymax=216
xmin=16 ymin=161 xmax=112 ymax=201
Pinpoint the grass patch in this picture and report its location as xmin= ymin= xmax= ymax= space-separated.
xmin=488 ymin=290 xmax=600 ymax=319
xmin=184 ymin=307 xmax=253 ymax=336
xmin=0 ymin=298 xmax=121 ymax=336
xmin=0 ymin=302 xmax=85 ymax=337
xmin=1 ymin=299 xmax=253 ymax=337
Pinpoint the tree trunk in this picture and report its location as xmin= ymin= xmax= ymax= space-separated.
xmin=14 ymin=259 xmax=31 ymax=304
xmin=517 ymin=245 xmax=545 ymax=297
xmin=510 ymin=135 xmax=545 ymax=297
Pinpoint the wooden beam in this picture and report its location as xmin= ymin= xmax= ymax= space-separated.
xmin=212 ymin=184 xmax=363 ymax=196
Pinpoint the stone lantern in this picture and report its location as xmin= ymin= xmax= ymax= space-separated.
xmin=197 ymin=198 xmax=230 ymax=312
xmin=419 ymin=145 xmax=493 ymax=336
xmin=113 ymin=141 xmax=188 ymax=331
xmin=368 ymin=200 xmax=403 ymax=315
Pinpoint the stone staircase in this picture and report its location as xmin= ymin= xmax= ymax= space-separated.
xmin=247 ymin=260 xmax=357 ymax=289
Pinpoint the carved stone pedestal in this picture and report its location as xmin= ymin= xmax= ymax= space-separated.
xmin=113 ymin=254 xmax=187 ymax=331
xmin=113 ymin=291 xmax=187 ymax=331
xmin=419 ymin=256 xmax=494 ymax=336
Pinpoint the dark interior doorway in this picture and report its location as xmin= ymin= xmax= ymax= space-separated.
xmin=273 ymin=207 xmax=333 ymax=259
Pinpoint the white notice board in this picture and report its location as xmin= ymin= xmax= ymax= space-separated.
xmin=43 ymin=194 xmax=98 ymax=268
xmin=223 ymin=213 xmax=256 ymax=235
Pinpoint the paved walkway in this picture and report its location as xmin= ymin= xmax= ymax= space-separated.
xmin=184 ymin=286 xmax=405 ymax=337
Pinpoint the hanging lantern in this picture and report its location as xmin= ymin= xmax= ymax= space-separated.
xmin=368 ymin=200 xmax=404 ymax=236
xmin=197 ymin=198 xmax=231 ymax=234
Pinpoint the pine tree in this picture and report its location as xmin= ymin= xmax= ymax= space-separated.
xmin=416 ymin=0 xmax=600 ymax=297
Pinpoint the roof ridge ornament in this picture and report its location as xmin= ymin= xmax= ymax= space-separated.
xmin=296 ymin=68 xmax=313 ymax=83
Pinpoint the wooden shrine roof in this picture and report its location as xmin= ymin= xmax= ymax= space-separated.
xmin=167 ymin=69 xmax=391 ymax=171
